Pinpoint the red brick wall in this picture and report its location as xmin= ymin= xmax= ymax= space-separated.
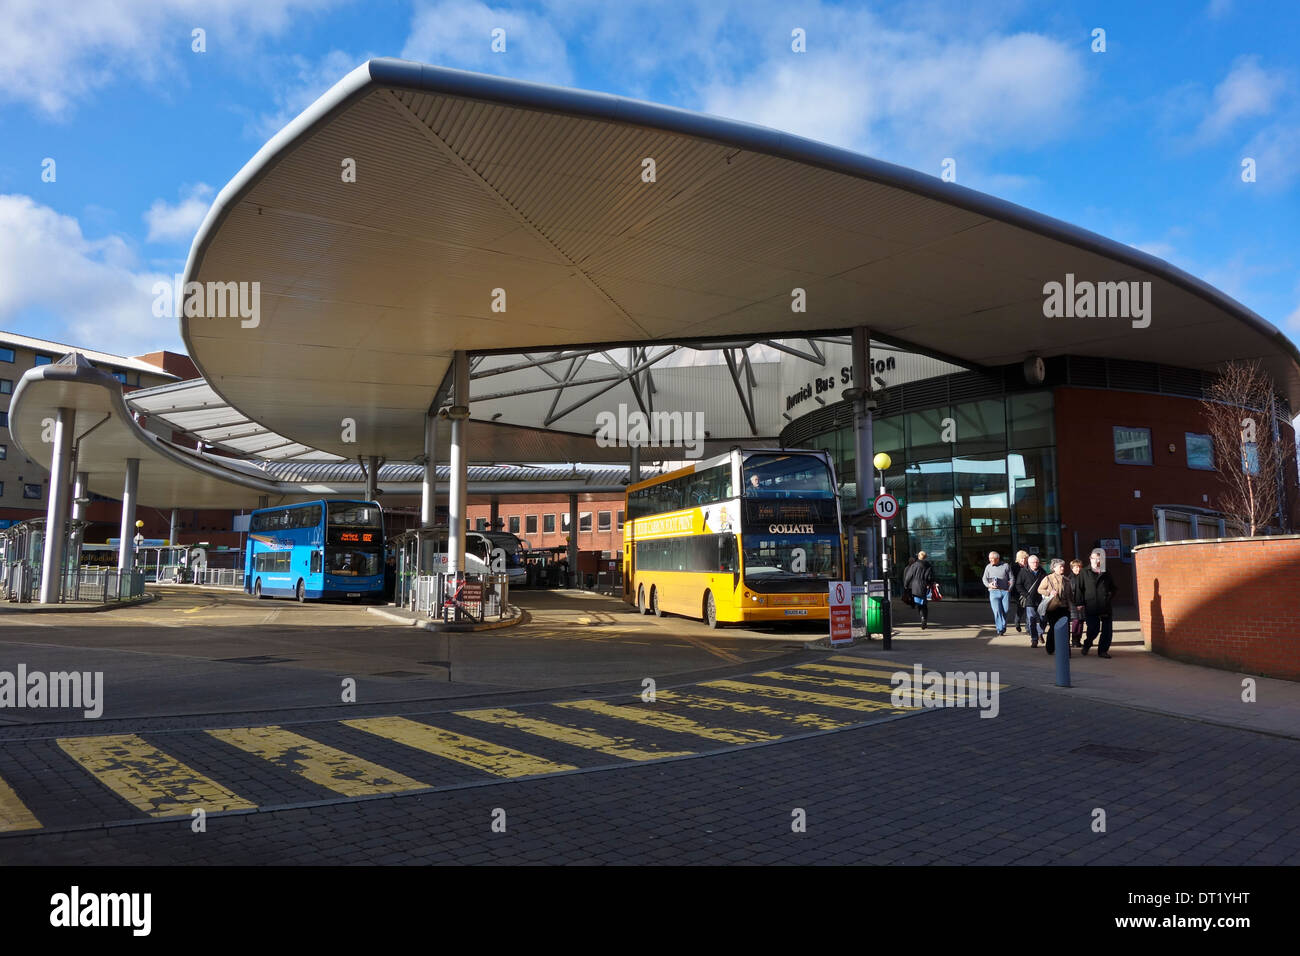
xmin=465 ymin=497 xmax=625 ymax=553
xmin=1135 ymin=536 xmax=1300 ymax=681
xmin=1055 ymin=387 xmax=1300 ymax=592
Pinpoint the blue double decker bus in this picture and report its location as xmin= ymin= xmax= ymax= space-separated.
xmin=245 ymin=499 xmax=385 ymax=602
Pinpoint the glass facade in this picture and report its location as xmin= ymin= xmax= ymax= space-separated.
xmin=802 ymin=390 xmax=1060 ymax=598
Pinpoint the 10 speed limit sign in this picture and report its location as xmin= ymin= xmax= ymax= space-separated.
xmin=873 ymin=493 xmax=899 ymax=520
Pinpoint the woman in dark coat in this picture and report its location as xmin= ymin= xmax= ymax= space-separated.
xmin=902 ymin=550 xmax=935 ymax=629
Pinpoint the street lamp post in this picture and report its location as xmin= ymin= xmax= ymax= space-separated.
xmin=873 ymin=452 xmax=893 ymax=649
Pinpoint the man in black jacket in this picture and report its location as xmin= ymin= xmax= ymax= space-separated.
xmin=1013 ymin=553 xmax=1047 ymax=648
xmin=1077 ymin=548 xmax=1118 ymax=658
xmin=902 ymin=551 xmax=935 ymax=629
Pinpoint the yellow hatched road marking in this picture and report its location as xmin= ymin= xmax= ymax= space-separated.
xmin=799 ymin=662 xmax=903 ymax=680
xmin=766 ymin=670 xmax=969 ymax=704
xmin=759 ymin=668 xmax=898 ymax=695
xmin=207 ymin=726 xmax=427 ymax=796
xmin=57 ymin=734 xmax=255 ymax=816
xmin=826 ymin=657 xmax=1010 ymax=689
xmin=0 ymin=774 xmax=41 ymax=832
xmin=655 ymin=690 xmax=850 ymax=730
xmin=831 ymin=656 xmax=904 ymax=668
xmin=701 ymin=679 xmax=916 ymax=714
xmin=343 ymin=717 xmax=577 ymax=777
xmin=557 ymin=699 xmax=778 ymax=744
xmin=458 ymin=708 xmax=692 ymax=761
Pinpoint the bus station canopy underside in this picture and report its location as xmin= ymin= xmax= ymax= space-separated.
xmin=10 ymin=357 xmax=635 ymax=510
xmin=180 ymin=58 xmax=1300 ymax=464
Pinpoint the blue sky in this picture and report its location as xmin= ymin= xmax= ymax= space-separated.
xmin=0 ymin=0 xmax=1297 ymax=358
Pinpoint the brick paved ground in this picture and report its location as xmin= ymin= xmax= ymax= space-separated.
xmin=4 ymin=683 xmax=1297 ymax=865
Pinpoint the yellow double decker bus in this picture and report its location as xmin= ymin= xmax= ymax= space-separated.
xmin=623 ymin=448 xmax=844 ymax=628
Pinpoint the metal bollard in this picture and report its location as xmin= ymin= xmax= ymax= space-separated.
xmin=1055 ymin=616 xmax=1071 ymax=687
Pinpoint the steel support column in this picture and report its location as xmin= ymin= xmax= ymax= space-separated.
xmin=70 ymin=470 xmax=88 ymax=576
xmin=851 ymin=327 xmax=877 ymax=583
xmin=364 ymin=455 xmax=378 ymax=502
xmin=169 ymin=508 xmax=179 ymax=546
xmin=567 ymin=493 xmax=580 ymax=589
xmin=489 ymin=496 xmax=500 ymax=532
xmin=38 ymin=407 xmax=75 ymax=604
xmin=630 ymin=443 xmax=640 ymax=484
xmin=118 ymin=458 xmax=140 ymax=573
xmin=421 ymin=412 xmax=437 ymax=529
xmin=448 ymin=351 xmax=470 ymax=576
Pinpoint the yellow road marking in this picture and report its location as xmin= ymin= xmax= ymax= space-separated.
xmin=182 ymin=606 xmax=203 ymax=614
xmin=656 ymin=690 xmax=850 ymax=730
xmin=831 ymin=655 xmax=904 ymax=668
xmin=57 ymin=734 xmax=255 ymax=816
xmin=343 ymin=717 xmax=576 ymax=777
xmin=0 ymin=774 xmax=40 ymax=832
xmin=801 ymin=662 xmax=902 ymax=680
xmin=557 ymin=699 xmax=777 ymax=744
xmin=766 ymin=669 xmax=969 ymax=704
xmin=208 ymin=726 xmax=426 ymax=796
xmin=675 ymin=633 xmax=744 ymax=663
xmin=458 ymin=708 xmax=692 ymax=761
xmin=701 ymin=679 xmax=915 ymax=714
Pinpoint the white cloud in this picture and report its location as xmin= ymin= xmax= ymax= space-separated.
xmin=402 ymin=0 xmax=574 ymax=86
xmin=144 ymin=183 xmax=214 ymax=243
xmin=1241 ymin=118 xmax=1300 ymax=192
xmin=250 ymin=49 xmax=366 ymax=141
xmin=1197 ymin=56 xmax=1289 ymax=140
xmin=0 ymin=194 xmax=179 ymax=355
xmin=0 ymin=0 xmax=333 ymax=117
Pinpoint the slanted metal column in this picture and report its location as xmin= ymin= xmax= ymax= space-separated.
xmin=117 ymin=458 xmax=140 ymax=573
xmin=364 ymin=455 xmax=378 ymax=502
xmin=421 ymin=412 xmax=437 ymax=529
xmin=448 ymin=351 xmax=470 ymax=576
xmin=568 ymin=493 xmax=579 ymax=589
xmin=38 ymin=407 xmax=75 ymax=603
xmin=851 ymin=327 xmax=876 ymax=582
xmin=70 ymin=470 xmax=89 ymax=573
xmin=630 ymin=443 xmax=641 ymax=483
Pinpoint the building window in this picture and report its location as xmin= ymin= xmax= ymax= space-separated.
xmin=1113 ymin=426 xmax=1152 ymax=465
xmin=112 ymin=371 xmax=127 ymax=384
xmin=617 ymin=510 xmax=625 ymax=530
xmin=23 ymin=483 xmax=41 ymax=499
xmin=0 ymin=481 xmax=4 ymax=496
xmin=1185 ymin=432 xmax=1214 ymax=471
xmin=0 ymin=444 xmax=6 ymax=461
xmin=525 ymin=515 xmax=537 ymax=535
xmin=0 ymin=411 xmax=7 ymax=428
xmin=580 ymin=512 xmax=592 ymax=532
xmin=562 ymin=513 xmax=571 ymax=532
xmin=543 ymin=514 xmax=555 ymax=534
xmin=1243 ymin=442 xmax=1260 ymax=476
xmin=475 ymin=517 xmax=488 ymax=531
xmin=0 ymin=348 xmax=13 ymax=363
xmin=0 ymin=379 xmax=11 ymax=394
xmin=508 ymin=515 xmax=520 ymax=534
xmin=34 ymin=355 xmax=52 ymax=366
xmin=598 ymin=511 xmax=611 ymax=531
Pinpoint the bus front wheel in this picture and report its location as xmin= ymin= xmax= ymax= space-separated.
xmin=651 ymin=586 xmax=663 ymax=618
xmin=295 ymin=579 xmax=306 ymax=603
xmin=254 ymin=578 xmax=264 ymax=599
xmin=637 ymin=585 xmax=647 ymax=615
xmin=703 ymin=590 xmax=718 ymax=629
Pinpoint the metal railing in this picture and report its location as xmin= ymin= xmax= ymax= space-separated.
xmin=63 ymin=568 xmax=146 ymax=603
xmin=408 ymin=572 xmax=509 ymax=623
xmin=189 ymin=567 xmax=243 ymax=588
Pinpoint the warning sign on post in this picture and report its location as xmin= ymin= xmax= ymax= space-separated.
xmin=829 ymin=580 xmax=853 ymax=646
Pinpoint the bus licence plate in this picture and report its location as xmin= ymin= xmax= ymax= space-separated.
xmin=347 ymin=592 xmax=360 ymax=597
xmin=784 ymin=609 xmax=809 ymax=616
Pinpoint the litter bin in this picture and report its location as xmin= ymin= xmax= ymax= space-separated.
xmin=865 ymin=593 xmax=884 ymax=635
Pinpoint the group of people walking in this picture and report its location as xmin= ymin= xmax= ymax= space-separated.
xmin=900 ymin=547 xmax=1118 ymax=659
xmin=984 ymin=548 xmax=1117 ymax=657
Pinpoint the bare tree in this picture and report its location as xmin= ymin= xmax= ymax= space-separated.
xmin=1200 ymin=361 xmax=1295 ymax=536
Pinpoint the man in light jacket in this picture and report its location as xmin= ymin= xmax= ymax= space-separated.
xmin=982 ymin=551 xmax=1014 ymax=636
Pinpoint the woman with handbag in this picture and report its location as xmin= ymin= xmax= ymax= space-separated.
xmin=902 ymin=550 xmax=935 ymax=629
xmin=1036 ymin=558 xmax=1072 ymax=655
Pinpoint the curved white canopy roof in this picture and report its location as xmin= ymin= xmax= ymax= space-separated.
xmin=182 ymin=58 xmax=1300 ymax=464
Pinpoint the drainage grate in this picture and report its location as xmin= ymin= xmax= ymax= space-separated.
xmin=370 ymin=670 xmax=429 ymax=679
xmin=1070 ymin=743 xmax=1158 ymax=764
xmin=217 ymin=655 xmax=297 ymax=665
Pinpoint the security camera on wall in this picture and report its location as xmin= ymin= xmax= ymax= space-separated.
xmin=1023 ymin=356 xmax=1046 ymax=385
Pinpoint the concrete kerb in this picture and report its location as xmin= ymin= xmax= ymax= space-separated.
xmin=0 ymin=591 xmax=160 ymax=614
xmin=366 ymin=603 xmax=526 ymax=632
